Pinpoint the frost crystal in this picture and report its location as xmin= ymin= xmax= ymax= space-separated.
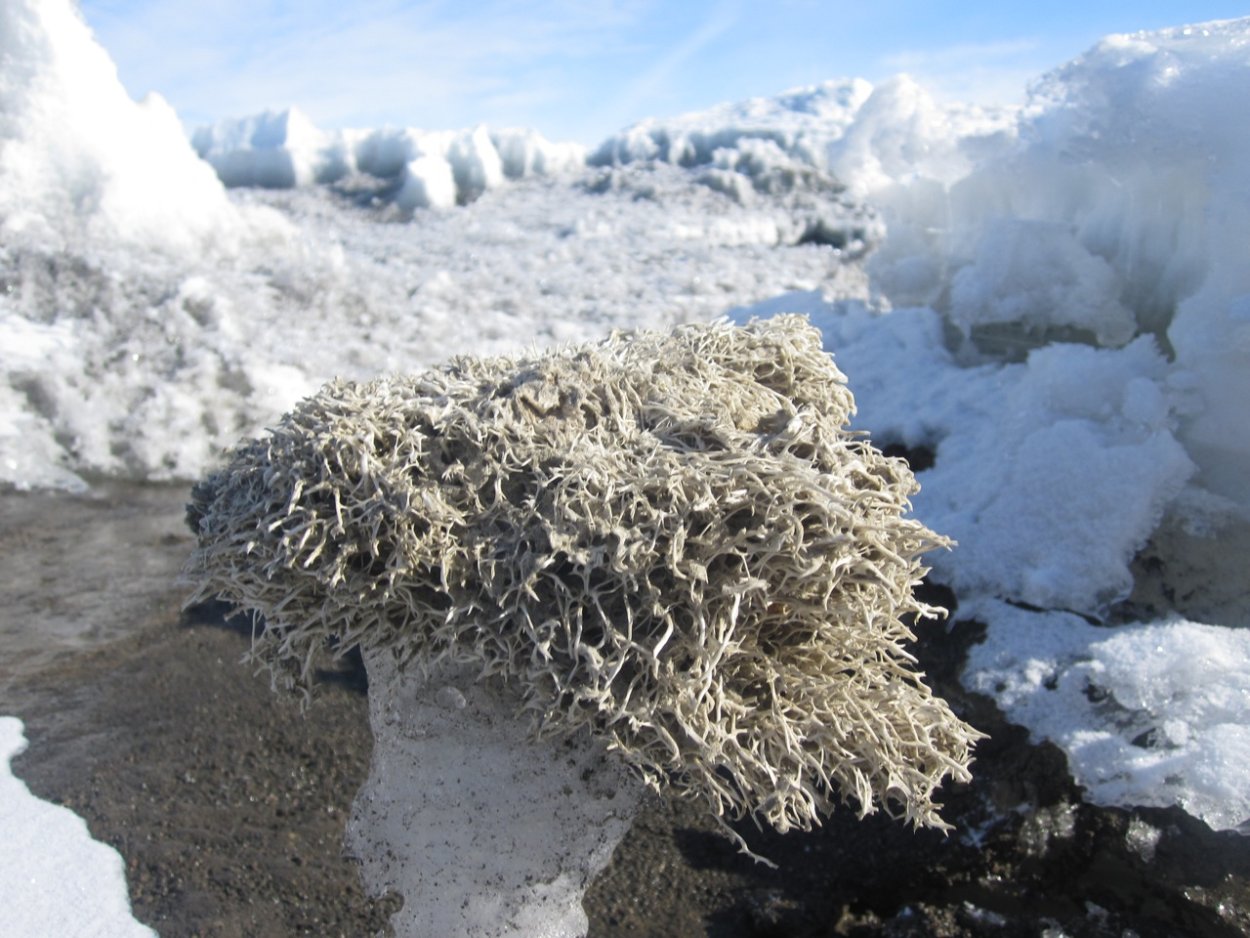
xmin=186 ymin=315 xmax=980 ymax=837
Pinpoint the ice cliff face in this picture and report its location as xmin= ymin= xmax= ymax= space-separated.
xmin=192 ymin=111 xmax=587 ymax=209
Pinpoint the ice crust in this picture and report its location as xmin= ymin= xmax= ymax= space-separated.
xmin=349 ymin=649 xmax=644 ymax=938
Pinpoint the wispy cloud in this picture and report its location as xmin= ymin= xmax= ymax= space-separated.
xmin=598 ymin=0 xmax=743 ymax=130
xmin=880 ymin=38 xmax=1045 ymax=105
xmin=882 ymin=37 xmax=1042 ymax=71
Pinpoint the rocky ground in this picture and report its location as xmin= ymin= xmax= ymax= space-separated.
xmin=1 ymin=483 xmax=1247 ymax=937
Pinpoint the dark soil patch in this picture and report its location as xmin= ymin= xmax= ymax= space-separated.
xmin=8 ymin=614 xmax=399 ymax=938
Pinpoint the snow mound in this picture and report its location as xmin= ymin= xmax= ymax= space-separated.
xmin=593 ymin=76 xmax=1015 ymax=208
xmin=0 ymin=0 xmax=263 ymax=255
xmin=838 ymin=20 xmax=1250 ymax=513
xmin=190 ymin=107 xmax=353 ymax=188
xmin=194 ymin=110 xmax=586 ymax=210
xmin=590 ymin=79 xmax=873 ymax=169
xmin=733 ymin=302 xmax=1193 ymax=616
xmin=582 ymin=84 xmax=894 ymax=254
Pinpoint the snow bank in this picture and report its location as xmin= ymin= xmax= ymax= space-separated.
xmin=833 ymin=21 xmax=1250 ymax=518
xmin=0 ymin=0 xmax=255 ymax=255
xmin=194 ymin=111 xmax=586 ymax=210
xmin=589 ymin=79 xmax=900 ymax=216
xmin=0 ymin=0 xmax=303 ymax=490
xmin=784 ymin=302 xmax=1194 ymax=616
xmin=582 ymin=84 xmax=886 ymax=254
xmin=964 ymin=600 xmax=1250 ymax=832
xmin=0 ymin=717 xmax=155 ymax=937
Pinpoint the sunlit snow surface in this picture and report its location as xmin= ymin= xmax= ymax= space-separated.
xmin=0 ymin=717 xmax=155 ymax=937
xmin=963 ymin=600 xmax=1250 ymax=832
xmin=0 ymin=174 xmax=867 ymax=488
xmin=3 ymin=1 xmax=1250 ymax=926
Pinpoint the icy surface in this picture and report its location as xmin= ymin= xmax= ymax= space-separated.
xmin=348 ymin=649 xmax=645 ymax=938
xmin=964 ymin=600 xmax=1250 ymax=831
xmin=0 ymin=717 xmax=156 ymax=937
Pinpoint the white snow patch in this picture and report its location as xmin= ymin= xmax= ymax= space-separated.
xmin=964 ymin=600 xmax=1250 ymax=832
xmin=0 ymin=716 xmax=155 ymax=937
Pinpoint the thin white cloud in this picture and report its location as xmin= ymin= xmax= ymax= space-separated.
xmin=882 ymin=37 xmax=1042 ymax=70
xmin=879 ymin=37 xmax=1045 ymax=106
xmin=598 ymin=0 xmax=743 ymax=131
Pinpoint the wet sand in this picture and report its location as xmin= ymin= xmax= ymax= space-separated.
xmin=2 ymin=483 xmax=1248 ymax=937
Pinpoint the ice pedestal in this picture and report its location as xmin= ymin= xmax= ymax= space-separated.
xmin=347 ymin=647 xmax=646 ymax=938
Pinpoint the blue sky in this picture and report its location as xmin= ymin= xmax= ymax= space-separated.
xmin=79 ymin=1 xmax=1246 ymax=144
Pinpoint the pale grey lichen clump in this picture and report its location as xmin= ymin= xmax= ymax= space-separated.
xmin=185 ymin=314 xmax=980 ymax=839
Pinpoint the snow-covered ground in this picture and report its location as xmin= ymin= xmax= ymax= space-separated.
xmin=3 ymin=0 xmax=1249 ymax=931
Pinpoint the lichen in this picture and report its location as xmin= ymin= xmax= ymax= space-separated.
xmin=185 ymin=315 xmax=981 ymax=841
